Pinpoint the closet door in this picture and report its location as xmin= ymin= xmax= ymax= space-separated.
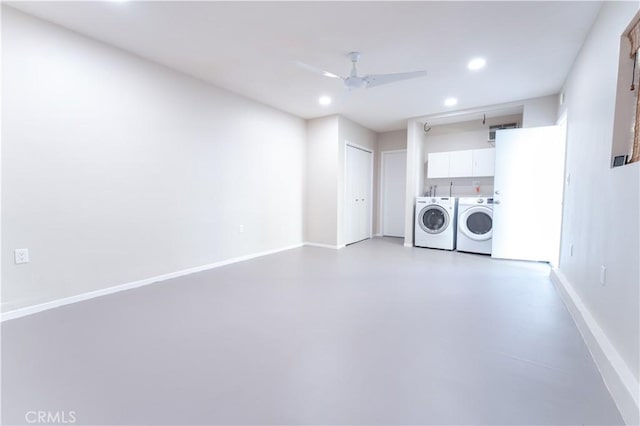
xmin=346 ymin=145 xmax=373 ymax=245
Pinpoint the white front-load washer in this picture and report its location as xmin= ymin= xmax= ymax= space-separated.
xmin=414 ymin=197 xmax=457 ymax=250
xmin=457 ymin=197 xmax=494 ymax=254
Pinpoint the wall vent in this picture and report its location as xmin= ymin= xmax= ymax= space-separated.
xmin=489 ymin=123 xmax=519 ymax=142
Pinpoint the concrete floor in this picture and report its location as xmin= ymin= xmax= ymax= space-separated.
xmin=2 ymin=237 xmax=624 ymax=425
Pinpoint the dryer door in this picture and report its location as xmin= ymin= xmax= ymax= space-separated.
xmin=419 ymin=205 xmax=450 ymax=234
xmin=460 ymin=206 xmax=493 ymax=241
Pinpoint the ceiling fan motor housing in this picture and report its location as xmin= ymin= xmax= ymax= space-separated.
xmin=345 ymin=76 xmax=368 ymax=89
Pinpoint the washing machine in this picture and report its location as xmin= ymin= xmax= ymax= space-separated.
xmin=457 ymin=197 xmax=494 ymax=254
xmin=414 ymin=197 xmax=457 ymax=250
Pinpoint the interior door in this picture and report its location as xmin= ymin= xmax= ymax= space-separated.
xmin=382 ymin=150 xmax=407 ymax=237
xmin=346 ymin=145 xmax=373 ymax=245
xmin=492 ymin=126 xmax=565 ymax=262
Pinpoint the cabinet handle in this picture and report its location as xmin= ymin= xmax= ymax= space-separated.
xmin=495 ymin=190 xmax=500 ymax=195
xmin=494 ymin=200 xmax=501 ymax=205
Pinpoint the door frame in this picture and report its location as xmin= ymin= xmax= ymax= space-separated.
xmin=379 ymin=149 xmax=407 ymax=237
xmin=344 ymin=142 xmax=374 ymax=245
xmin=555 ymin=110 xmax=569 ymax=268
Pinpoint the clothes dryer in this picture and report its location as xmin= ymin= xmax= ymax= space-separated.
xmin=457 ymin=197 xmax=494 ymax=254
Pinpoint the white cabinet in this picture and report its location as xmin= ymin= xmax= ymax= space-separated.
xmin=472 ymin=148 xmax=495 ymax=176
xmin=427 ymin=152 xmax=449 ymax=178
xmin=427 ymin=148 xmax=495 ymax=178
xmin=449 ymin=150 xmax=473 ymax=177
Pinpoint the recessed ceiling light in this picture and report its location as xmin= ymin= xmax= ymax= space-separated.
xmin=467 ymin=57 xmax=487 ymax=71
xmin=318 ymin=95 xmax=332 ymax=106
xmin=444 ymin=97 xmax=458 ymax=107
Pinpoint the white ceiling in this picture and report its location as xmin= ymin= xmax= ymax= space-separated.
xmin=8 ymin=1 xmax=602 ymax=132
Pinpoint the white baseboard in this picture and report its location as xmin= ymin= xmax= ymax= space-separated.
xmin=1 ymin=243 xmax=304 ymax=322
xmin=550 ymin=268 xmax=639 ymax=425
xmin=303 ymin=242 xmax=344 ymax=250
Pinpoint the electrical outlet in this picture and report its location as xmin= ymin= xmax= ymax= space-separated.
xmin=599 ymin=265 xmax=607 ymax=286
xmin=239 ymin=225 xmax=244 ymax=233
xmin=14 ymin=248 xmax=29 ymax=264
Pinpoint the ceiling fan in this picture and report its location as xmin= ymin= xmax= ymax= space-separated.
xmin=298 ymin=52 xmax=427 ymax=90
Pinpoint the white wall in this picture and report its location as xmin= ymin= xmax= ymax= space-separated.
xmin=2 ymin=7 xmax=306 ymax=312
xmin=557 ymin=1 xmax=639 ymax=422
xmin=522 ymin=95 xmax=558 ymax=127
xmin=304 ymin=115 xmax=377 ymax=247
xmin=423 ymin=114 xmax=521 ymax=154
xmin=305 ymin=116 xmax=339 ymax=246
xmin=404 ymin=121 xmax=424 ymax=246
xmin=377 ymin=129 xmax=407 ymax=152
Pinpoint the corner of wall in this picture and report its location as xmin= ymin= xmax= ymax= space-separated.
xmin=336 ymin=116 xmax=378 ymax=247
xmin=552 ymin=3 xmax=640 ymax=424
xmin=3 ymin=8 xmax=307 ymax=313
xmin=522 ymin=94 xmax=560 ymax=128
xmin=403 ymin=120 xmax=423 ymax=246
xmin=551 ymin=269 xmax=639 ymax=425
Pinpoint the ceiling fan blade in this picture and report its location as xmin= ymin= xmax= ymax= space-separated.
xmin=365 ymin=70 xmax=427 ymax=88
xmin=294 ymin=61 xmax=343 ymax=80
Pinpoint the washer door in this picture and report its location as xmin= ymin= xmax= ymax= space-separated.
xmin=419 ymin=205 xmax=450 ymax=234
xmin=460 ymin=206 xmax=493 ymax=241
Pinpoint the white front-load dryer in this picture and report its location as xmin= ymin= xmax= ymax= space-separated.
xmin=457 ymin=197 xmax=494 ymax=254
xmin=414 ymin=197 xmax=457 ymax=250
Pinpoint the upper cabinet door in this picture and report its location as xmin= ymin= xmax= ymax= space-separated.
xmin=472 ymin=148 xmax=496 ymax=176
xmin=427 ymin=152 xmax=449 ymax=178
xmin=449 ymin=150 xmax=473 ymax=177
xmin=428 ymin=148 xmax=496 ymax=178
